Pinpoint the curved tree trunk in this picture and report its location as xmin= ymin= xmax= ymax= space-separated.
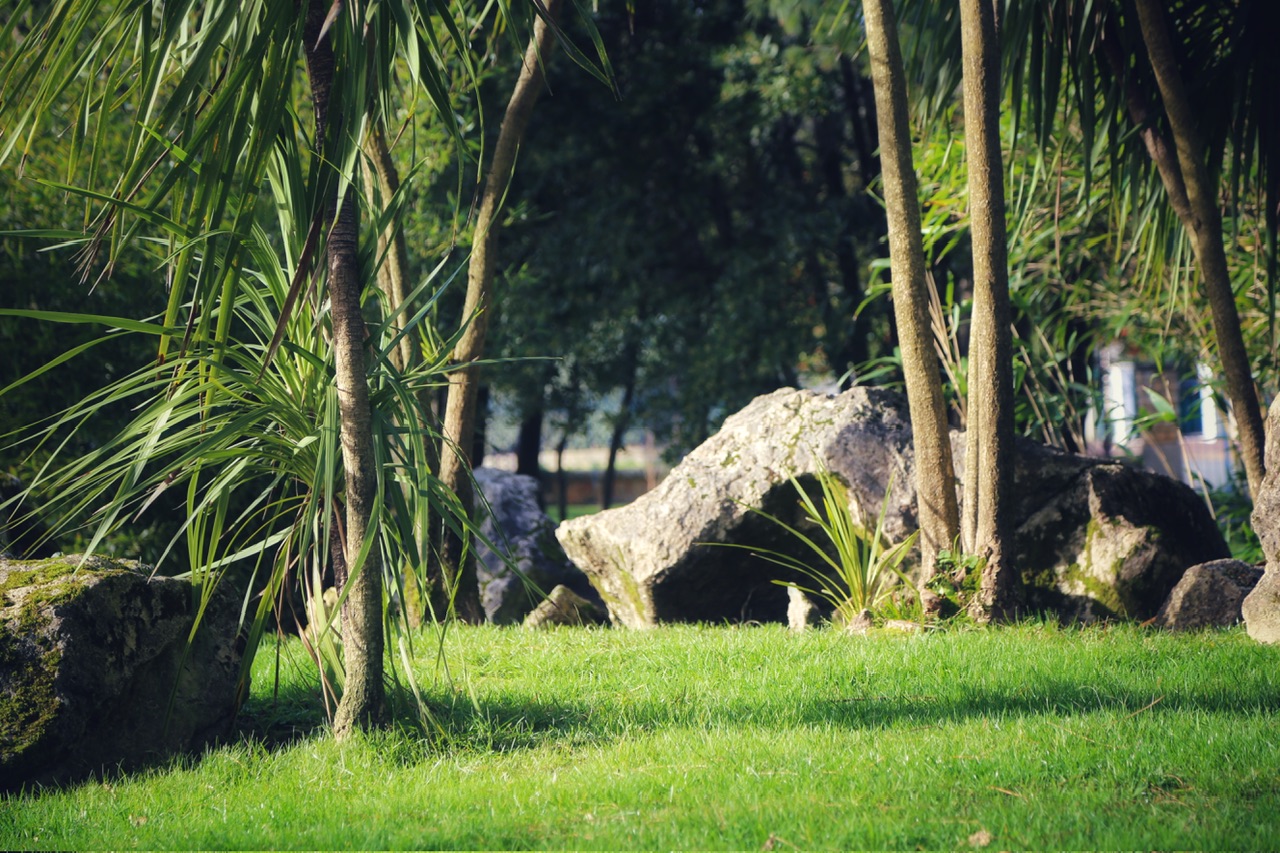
xmin=304 ymin=4 xmax=386 ymax=736
xmin=364 ymin=122 xmax=416 ymax=375
xmin=1133 ymin=0 xmax=1266 ymax=499
xmin=860 ymin=0 xmax=960 ymax=589
xmin=364 ymin=120 xmax=445 ymax=628
xmin=438 ymin=0 xmax=563 ymax=622
xmin=958 ymin=0 xmax=1020 ymax=621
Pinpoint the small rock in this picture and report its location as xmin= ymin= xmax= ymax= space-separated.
xmin=786 ymin=587 xmax=824 ymax=632
xmin=1154 ymin=559 xmax=1263 ymax=630
xmin=843 ymin=609 xmax=874 ymax=635
xmin=523 ymin=584 xmax=606 ymax=628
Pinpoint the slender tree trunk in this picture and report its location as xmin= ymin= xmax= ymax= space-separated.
xmin=815 ymin=111 xmax=867 ymax=381
xmin=840 ymin=56 xmax=880 ymax=187
xmin=517 ymin=407 xmax=545 ymax=508
xmin=472 ymin=384 xmax=489 ymax=467
xmin=602 ymin=360 xmax=637 ymax=510
xmin=958 ymin=0 xmax=1020 ymax=621
xmin=303 ymin=5 xmax=385 ymax=736
xmin=1133 ymin=0 xmax=1266 ymax=499
xmin=364 ymin=122 xmax=415 ymax=375
xmin=555 ymin=432 xmax=569 ymax=521
xmin=438 ymin=0 xmax=562 ymax=622
xmin=861 ymin=0 xmax=960 ymax=589
xmin=364 ymin=119 xmax=444 ymax=628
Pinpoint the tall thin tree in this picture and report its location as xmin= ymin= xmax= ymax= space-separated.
xmin=958 ymin=0 xmax=1021 ymax=620
xmin=860 ymin=0 xmax=960 ymax=589
xmin=438 ymin=0 xmax=564 ymax=621
xmin=1132 ymin=0 xmax=1266 ymax=498
xmin=303 ymin=1 xmax=388 ymax=734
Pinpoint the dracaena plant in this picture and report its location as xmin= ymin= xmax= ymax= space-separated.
xmin=0 ymin=175 xmax=473 ymax=718
xmin=717 ymin=465 xmax=919 ymax=627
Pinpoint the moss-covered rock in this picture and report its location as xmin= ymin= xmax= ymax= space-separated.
xmin=1010 ymin=445 xmax=1229 ymax=622
xmin=0 ymin=555 xmax=243 ymax=791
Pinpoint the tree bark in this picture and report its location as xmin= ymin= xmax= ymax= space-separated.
xmin=363 ymin=122 xmax=416 ymax=376
xmin=1133 ymin=0 xmax=1266 ymax=499
xmin=958 ymin=0 xmax=1020 ymax=621
xmin=555 ymin=432 xmax=570 ymax=521
xmin=438 ymin=0 xmax=562 ymax=622
xmin=860 ymin=0 xmax=960 ymax=586
xmin=303 ymin=4 xmax=386 ymax=736
xmin=815 ymin=110 xmax=868 ymax=381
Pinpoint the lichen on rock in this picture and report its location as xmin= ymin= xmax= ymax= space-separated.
xmin=1 ymin=554 xmax=243 ymax=791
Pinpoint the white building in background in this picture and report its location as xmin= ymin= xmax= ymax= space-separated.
xmin=1088 ymin=342 xmax=1236 ymax=491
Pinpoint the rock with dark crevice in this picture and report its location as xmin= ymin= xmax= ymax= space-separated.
xmin=557 ymin=388 xmax=917 ymax=629
xmin=557 ymin=387 xmax=1229 ymax=628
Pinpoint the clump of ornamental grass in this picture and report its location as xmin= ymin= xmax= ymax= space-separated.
xmin=723 ymin=467 xmax=918 ymax=626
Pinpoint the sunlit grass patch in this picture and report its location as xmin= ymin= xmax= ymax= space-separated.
xmin=2 ymin=623 xmax=1277 ymax=849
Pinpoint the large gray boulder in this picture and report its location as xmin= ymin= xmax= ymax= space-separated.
xmin=557 ymin=387 xmax=1228 ymax=628
xmin=1243 ymin=397 xmax=1280 ymax=644
xmin=473 ymin=468 xmax=603 ymax=624
xmin=1 ymin=555 xmax=243 ymax=791
xmin=556 ymin=388 xmax=918 ymax=628
xmin=1154 ymin=559 xmax=1263 ymax=630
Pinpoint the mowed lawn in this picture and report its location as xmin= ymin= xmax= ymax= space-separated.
xmin=2 ymin=622 xmax=1278 ymax=849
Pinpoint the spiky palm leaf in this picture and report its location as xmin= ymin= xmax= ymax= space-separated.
xmin=0 ymin=0 xmax=608 ymax=729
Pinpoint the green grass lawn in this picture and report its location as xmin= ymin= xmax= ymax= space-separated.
xmin=3 ymin=623 xmax=1278 ymax=849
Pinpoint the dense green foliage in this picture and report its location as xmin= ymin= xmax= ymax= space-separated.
xmin=486 ymin=0 xmax=890 ymax=455
xmin=5 ymin=0 xmax=1274 ymax=477
xmin=2 ymin=624 xmax=1278 ymax=849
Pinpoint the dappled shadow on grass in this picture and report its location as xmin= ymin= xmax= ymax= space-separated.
xmin=13 ymin=660 xmax=1277 ymax=797
xmin=793 ymin=678 xmax=1280 ymax=731
xmin=410 ymin=674 xmax=1280 ymax=757
xmin=330 ymin=673 xmax=1280 ymax=771
xmin=228 ymin=674 xmax=597 ymax=758
xmin=231 ymin=677 xmax=330 ymax=750
xmin=1 ymin=678 xmax=331 ymax=800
